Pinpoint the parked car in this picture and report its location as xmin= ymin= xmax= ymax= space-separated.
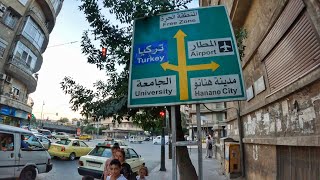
xmin=78 ymin=144 xmax=144 ymax=179
xmin=53 ymin=132 xmax=69 ymax=139
xmin=25 ymin=135 xmax=51 ymax=149
xmin=38 ymin=129 xmax=52 ymax=139
xmin=0 ymin=124 xmax=52 ymax=179
xmin=48 ymin=139 xmax=93 ymax=160
xmin=129 ymin=136 xmax=143 ymax=144
xmin=79 ymin=134 xmax=92 ymax=141
xmin=153 ymin=135 xmax=169 ymax=145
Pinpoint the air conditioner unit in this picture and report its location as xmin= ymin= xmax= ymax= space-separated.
xmin=5 ymin=75 xmax=12 ymax=83
xmin=0 ymin=3 xmax=7 ymax=18
xmin=0 ymin=73 xmax=6 ymax=80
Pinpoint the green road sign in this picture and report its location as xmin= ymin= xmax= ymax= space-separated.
xmin=128 ymin=5 xmax=246 ymax=108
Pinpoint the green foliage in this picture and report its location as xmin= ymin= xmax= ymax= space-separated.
xmin=58 ymin=117 xmax=69 ymax=123
xmin=60 ymin=0 xmax=192 ymax=124
xmin=235 ymin=28 xmax=248 ymax=60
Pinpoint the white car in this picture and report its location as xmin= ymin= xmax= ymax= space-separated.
xmin=53 ymin=132 xmax=69 ymax=139
xmin=153 ymin=135 xmax=169 ymax=145
xmin=78 ymin=144 xmax=144 ymax=179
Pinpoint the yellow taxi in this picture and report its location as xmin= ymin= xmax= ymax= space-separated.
xmin=78 ymin=143 xmax=144 ymax=179
xmin=79 ymin=134 xmax=93 ymax=141
xmin=48 ymin=139 xmax=93 ymax=160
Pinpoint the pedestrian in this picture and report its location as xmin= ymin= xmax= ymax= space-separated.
xmin=206 ymin=136 xmax=213 ymax=158
xmin=136 ymin=166 xmax=148 ymax=180
xmin=115 ymin=149 xmax=133 ymax=180
xmin=103 ymin=143 xmax=120 ymax=180
xmin=106 ymin=159 xmax=127 ymax=180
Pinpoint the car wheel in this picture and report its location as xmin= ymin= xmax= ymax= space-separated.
xmin=20 ymin=166 xmax=37 ymax=180
xmin=69 ymin=152 xmax=76 ymax=161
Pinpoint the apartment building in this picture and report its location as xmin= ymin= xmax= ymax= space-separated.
xmin=0 ymin=0 xmax=63 ymax=127
xmin=200 ymin=0 xmax=320 ymax=179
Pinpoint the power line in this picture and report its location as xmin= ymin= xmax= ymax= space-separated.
xmin=47 ymin=41 xmax=78 ymax=48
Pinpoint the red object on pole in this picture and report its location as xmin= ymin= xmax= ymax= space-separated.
xmin=102 ymin=47 xmax=107 ymax=57
xmin=27 ymin=114 xmax=31 ymax=121
xmin=160 ymin=111 xmax=165 ymax=117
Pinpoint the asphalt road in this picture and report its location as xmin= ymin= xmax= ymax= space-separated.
xmin=36 ymin=139 xmax=167 ymax=180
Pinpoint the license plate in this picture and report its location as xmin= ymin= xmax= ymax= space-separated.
xmin=88 ymin=162 xmax=101 ymax=168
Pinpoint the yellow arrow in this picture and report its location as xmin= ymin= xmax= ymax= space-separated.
xmin=161 ymin=62 xmax=179 ymax=71
xmin=174 ymin=30 xmax=188 ymax=100
xmin=187 ymin=61 xmax=220 ymax=71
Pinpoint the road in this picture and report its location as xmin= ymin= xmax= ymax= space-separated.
xmin=36 ymin=139 xmax=168 ymax=179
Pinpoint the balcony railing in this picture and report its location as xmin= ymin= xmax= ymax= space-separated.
xmin=8 ymin=57 xmax=33 ymax=76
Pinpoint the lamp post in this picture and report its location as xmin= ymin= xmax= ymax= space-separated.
xmin=40 ymin=101 xmax=45 ymax=120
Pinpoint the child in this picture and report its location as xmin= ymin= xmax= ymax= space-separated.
xmin=136 ymin=166 xmax=148 ymax=180
xmin=107 ymin=159 xmax=127 ymax=180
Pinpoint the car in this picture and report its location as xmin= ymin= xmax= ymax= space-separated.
xmin=128 ymin=136 xmax=143 ymax=144
xmin=0 ymin=125 xmax=52 ymax=179
xmin=100 ymin=139 xmax=128 ymax=148
xmin=48 ymin=139 xmax=93 ymax=160
xmin=25 ymin=135 xmax=52 ymax=149
xmin=38 ymin=129 xmax=52 ymax=139
xmin=53 ymin=132 xmax=69 ymax=139
xmin=153 ymin=135 xmax=169 ymax=145
xmin=79 ymin=134 xmax=92 ymax=141
xmin=78 ymin=144 xmax=144 ymax=179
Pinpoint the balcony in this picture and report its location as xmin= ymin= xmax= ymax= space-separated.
xmin=0 ymin=94 xmax=32 ymax=113
xmin=35 ymin=0 xmax=56 ymax=33
xmin=5 ymin=57 xmax=38 ymax=93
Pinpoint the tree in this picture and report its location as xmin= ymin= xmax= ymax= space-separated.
xmin=60 ymin=1 xmax=210 ymax=179
xmin=58 ymin=117 xmax=69 ymax=123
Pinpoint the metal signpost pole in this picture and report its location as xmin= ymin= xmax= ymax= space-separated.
xmin=171 ymin=106 xmax=177 ymax=180
xmin=196 ymin=104 xmax=203 ymax=180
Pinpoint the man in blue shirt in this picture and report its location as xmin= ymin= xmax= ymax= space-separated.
xmin=21 ymin=135 xmax=29 ymax=149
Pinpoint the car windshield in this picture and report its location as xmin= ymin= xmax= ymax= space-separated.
xmin=56 ymin=139 xmax=71 ymax=145
xmin=42 ymin=131 xmax=50 ymax=135
xmin=89 ymin=146 xmax=112 ymax=158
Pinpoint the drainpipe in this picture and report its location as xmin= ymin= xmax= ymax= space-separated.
xmin=236 ymin=101 xmax=245 ymax=178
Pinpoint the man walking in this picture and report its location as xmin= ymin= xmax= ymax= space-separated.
xmin=206 ymin=136 xmax=213 ymax=158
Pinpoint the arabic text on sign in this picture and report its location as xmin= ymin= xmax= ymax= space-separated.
xmin=133 ymin=41 xmax=168 ymax=65
xmin=160 ymin=10 xmax=200 ymax=29
xmin=187 ymin=38 xmax=234 ymax=59
xmin=190 ymin=74 xmax=242 ymax=99
xmin=132 ymin=75 xmax=177 ymax=99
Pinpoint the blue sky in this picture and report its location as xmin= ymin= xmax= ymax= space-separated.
xmin=30 ymin=0 xmax=199 ymax=121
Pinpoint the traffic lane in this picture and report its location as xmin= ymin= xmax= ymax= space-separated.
xmin=36 ymin=158 xmax=82 ymax=180
xmin=126 ymin=140 xmax=169 ymax=172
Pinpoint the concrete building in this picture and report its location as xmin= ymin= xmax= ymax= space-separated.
xmin=0 ymin=0 xmax=63 ymax=127
xmin=184 ymin=103 xmax=226 ymax=140
xmin=200 ymin=0 xmax=320 ymax=179
xmin=93 ymin=117 xmax=144 ymax=138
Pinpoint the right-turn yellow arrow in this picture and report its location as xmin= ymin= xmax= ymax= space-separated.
xmin=187 ymin=61 xmax=220 ymax=71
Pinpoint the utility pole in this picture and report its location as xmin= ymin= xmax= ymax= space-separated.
xmin=41 ymin=101 xmax=45 ymax=120
xmin=160 ymin=110 xmax=166 ymax=171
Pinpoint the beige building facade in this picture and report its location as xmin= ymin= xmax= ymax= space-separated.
xmin=200 ymin=0 xmax=320 ymax=179
xmin=0 ymin=0 xmax=63 ymax=127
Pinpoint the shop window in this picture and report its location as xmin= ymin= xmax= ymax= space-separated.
xmin=0 ymin=133 xmax=14 ymax=151
xmin=22 ymin=17 xmax=45 ymax=51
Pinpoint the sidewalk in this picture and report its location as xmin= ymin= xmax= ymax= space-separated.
xmin=148 ymin=145 xmax=227 ymax=180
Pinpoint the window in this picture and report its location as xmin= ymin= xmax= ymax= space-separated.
xmin=19 ymin=0 xmax=28 ymax=6
xmin=0 ymin=38 xmax=7 ymax=58
xmin=0 ymin=133 xmax=14 ymax=151
xmin=72 ymin=141 xmax=80 ymax=146
xmin=22 ymin=134 xmax=43 ymax=150
xmin=22 ymin=17 xmax=45 ymax=50
xmin=216 ymin=113 xmax=224 ymax=121
xmin=128 ymin=148 xmax=138 ymax=158
xmin=4 ymin=10 xmax=19 ymax=29
xmin=13 ymin=41 xmax=37 ymax=70
xmin=56 ymin=139 xmax=71 ymax=145
xmin=89 ymin=146 xmax=112 ymax=158
xmin=12 ymin=87 xmax=20 ymax=96
xmin=50 ymin=0 xmax=62 ymax=13
xmin=80 ymin=141 xmax=88 ymax=147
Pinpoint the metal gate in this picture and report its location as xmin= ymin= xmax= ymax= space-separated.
xmin=277 ymin=146 xmax=320 ymax=180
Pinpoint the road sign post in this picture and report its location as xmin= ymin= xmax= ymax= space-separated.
xmin=128 ymin=5 xmax=247 ymax=180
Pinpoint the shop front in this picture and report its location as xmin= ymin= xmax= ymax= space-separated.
xmin=0 ymin=105 xmax=29 ymax=127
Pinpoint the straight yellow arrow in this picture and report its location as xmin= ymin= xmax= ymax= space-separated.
xmin=174 ymin=30 xmax=188 ymax=100
xmin=187 ymin=61 xmax=220 ymax=71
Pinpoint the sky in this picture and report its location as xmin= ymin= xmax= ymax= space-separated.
xmin=30 ymin=0 xmax=199 ymax=121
